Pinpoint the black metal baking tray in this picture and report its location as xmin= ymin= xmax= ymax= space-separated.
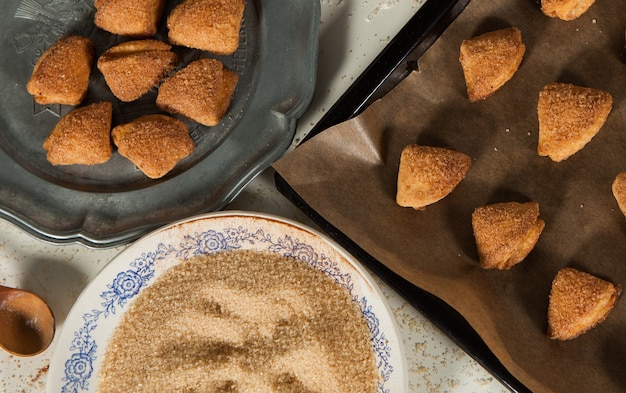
xmin=275 ymin=0 xmax=530 ymax=391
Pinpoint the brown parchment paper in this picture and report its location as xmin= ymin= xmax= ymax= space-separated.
xmin=274 ymin=1 xmax=626 ymax=392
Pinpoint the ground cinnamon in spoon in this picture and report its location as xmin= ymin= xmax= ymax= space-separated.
xmin=98 ymin=250 xmax=379 ymax=392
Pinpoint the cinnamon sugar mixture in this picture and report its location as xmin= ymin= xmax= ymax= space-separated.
xmin=98 ymin=250 xmax=378 ymax=392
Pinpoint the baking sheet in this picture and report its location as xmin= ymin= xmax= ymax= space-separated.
xmin=273 ymin=1 xmax=626 ymax=392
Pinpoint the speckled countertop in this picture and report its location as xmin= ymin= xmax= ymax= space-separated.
xmin=0 ymin=1 xmax=509 ymax=392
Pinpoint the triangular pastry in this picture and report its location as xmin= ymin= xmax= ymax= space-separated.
xmin=547 ymin=267 xmax=621 ymax=340
xmin=167 ymin=0 xmax=246 ymax=55
xmin=537 ymin=82 xmax=612 ymax=162
xmin=156 ymin=58 xmax=238 ymax=127
xmin=396 ymin=144 xmax=471 ymax=210
xmin=26 ymin=35 xmax=94 ymax=106
xmin=94 ymin=0 xmax=166 ymax=37
xmin=97 ymin=40 xmax=178 ymax=102
xmin=612 ymin=171 xmax=626 ymax=218
xmin=472 ymin=201 xmax=545 ymax=270
xmin=541 ymin=0 xmax=596 ymax=21
xmin=459 ymin=27 xmax=525 ymax=102
xmin=112 ymin=114 xmax=194 ymax=179
xmin=43 ymin=102 xmax=113 ymax=165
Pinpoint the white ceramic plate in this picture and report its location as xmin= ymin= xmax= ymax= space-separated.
xmin=47 ymin=211 xmax=407 ymax=393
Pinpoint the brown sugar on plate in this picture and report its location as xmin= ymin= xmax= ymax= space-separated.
xmin=472 ymin=201 xmax=545 ymax=270
xmin=26 ymin=35 xmax=95 ymax=106
xmin=547 ymin=267 xmax=621 ymax=340
xmin=112 ymin=114 xmax=194 ymax=179
xmin=43 ymin=102 xmax=113 ymax=166
xmin=97 ymin=39 xmax=178 ymax=102
xmin=541 ymin=0 xmax=596 ymax=21
xmin=97 ymin=250 xmax=379 ymax=392
xmin=396 ymin=144 xmax=471 ymax=210
xmin=537 ymin=82 xmax=612 ymax=162
xmin=94 ymin=0 xmax=166 ymax=37
xmin=156 ymin=58 xmax=239 ymax=127
xmin=167 ymin=0 xmax=246 ymax=55
xmin=459 ymin=27 xmax=526 ymax=102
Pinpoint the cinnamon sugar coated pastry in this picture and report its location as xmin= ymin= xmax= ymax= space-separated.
xmin=97 ymin=40 xmax=178 ymax=102
xmin=112 ymin=114 xmax=194 ymax=179
xmin=396 ymin=144 xmax=472 ymax=210
xmin=541 ymin=0 xmax=596 ymax=20
xmin=611 ymin=171 xmax=626 ymax=218
xmin=547 ymin=267 xmax=621 ymax=340
xmin=26 ymin=35 xmax=94 ymax=106
xmin=167 ymin=0 xmax=246 ymax=55
xmin=94 ymin=0 xmax=166 ymax=37
xmin=472 ymin=201 xmax=545 ymax=270
xmin=156 ymin=58 xmax=238 ymax=126
xmin=459 ymin=27 xmax=525 ymax=102
xmin=537 ymin=83 xmax=612 ymax=162
xmin=43 ymin=102 xmax=113 ymax=165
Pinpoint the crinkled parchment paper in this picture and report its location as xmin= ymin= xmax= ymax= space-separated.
xmin=274 ymin=1 xmax=626 ymax=392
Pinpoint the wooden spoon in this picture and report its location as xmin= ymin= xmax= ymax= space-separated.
xmin=0 ymin=284 xmax=55 ymax=356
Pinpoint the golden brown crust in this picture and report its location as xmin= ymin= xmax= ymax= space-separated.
xmin=541 ymin=0 xmax=595 ymax=20
xmin=26 ymin=35 xmax=95 ymax=106
xmin=547 ymin=267 xmax=621 ymax=340
xmin=156 ymin=58 xmax=238 ymax=127
xmin=472 ymin=201 xmax=545 ymax=270
xmin=167 ymin=0 xmax=246 ymax=55
xmin=612 ymin=171 xmax=626 ymax=218
xmin=459 ymin=27 xmax=525 ymax=102
xmin=94 ymin=0 xmax=166 ymax=37
xmin=97 ymin=40 xmax=178 ymax=102
xmin=112 ymin=114 xmax=194 ymax=179
xmin=43 ymin=102 xmax=113 ymax=165
xmin=395 ymin=144 xmax=472 ymax=210
xmin=100 ymin=39 xmax=172 ymax=56
xmin=537 ymin=82 xmax=612 ymax=162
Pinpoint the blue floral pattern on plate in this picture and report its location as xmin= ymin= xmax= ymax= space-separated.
xmin=55 ymin=215 xmax=400 ymax=393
